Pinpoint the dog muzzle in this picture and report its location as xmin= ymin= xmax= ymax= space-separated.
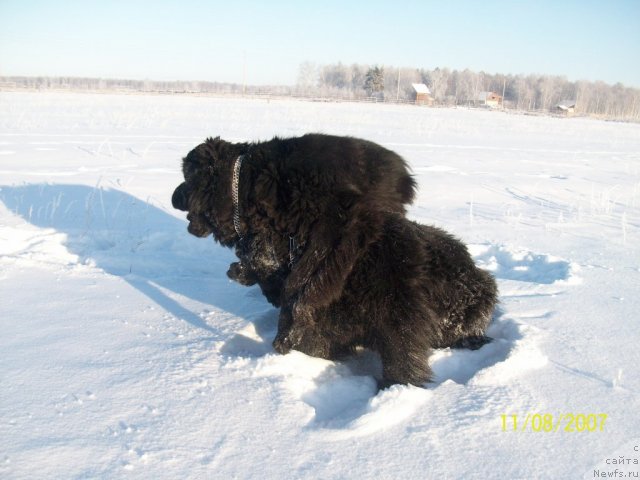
xmin=172 ymin=183 xmax=188 ymax=211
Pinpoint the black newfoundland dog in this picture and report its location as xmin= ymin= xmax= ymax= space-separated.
xmin=172 ymin=134 xmax=497 ymax=387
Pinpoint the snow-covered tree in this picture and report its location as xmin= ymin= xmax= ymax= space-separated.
xmin=364 ymin=66 xmax=385 ymax=99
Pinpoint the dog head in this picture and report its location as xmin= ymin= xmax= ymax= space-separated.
xmin=172 ymin=137 xmax=241 ymax=247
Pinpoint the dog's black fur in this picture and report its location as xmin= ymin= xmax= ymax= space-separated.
xmin=172 ymin=134 xmax=416 ymax=309
xmin=172 ymin=134 xmax=497 ymax=387
xmin=229 ymin=216 xmax=497 ymax=387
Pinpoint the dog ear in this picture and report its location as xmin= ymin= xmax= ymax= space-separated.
xmin=254 ymin=164 xmax=280 ymax=217
xmin=203 ymin=137 xmax=234 ymax=167
xmin=336 ymin=183 xmax=363 ymax=210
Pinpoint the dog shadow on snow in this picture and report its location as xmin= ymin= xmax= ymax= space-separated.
xmin=220 ymin=243 xmax=574 ymax=430
xmin=0 ymin=183 xmax=255 ymax=337
xmin=0 ymin=184 xmax=558 ymax=431
xmin=222 ymin=305 xmax=524 ymax=431
xmin=222 ymin=306 xmax=513 ymax=380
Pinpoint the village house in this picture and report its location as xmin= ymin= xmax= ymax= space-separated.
xmin=554 ymin=100 xmax=576 ymax=116
xmin=477 ymin=91 xmax=503 ymax=108
xmin=412 ymin=83 xmax=434 ymax=106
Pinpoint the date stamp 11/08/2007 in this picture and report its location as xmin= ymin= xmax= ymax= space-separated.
xmin=501 ymin=413 xmax=608 ymax=432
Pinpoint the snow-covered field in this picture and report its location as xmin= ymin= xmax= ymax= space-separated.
xmin=1 ymin=91 xmax=639 ymax=479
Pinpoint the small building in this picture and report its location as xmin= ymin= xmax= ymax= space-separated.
xmin=412 ymin=83 xmax=433 ymax=106
xmin=554 ymin=100 xmax=576 ymax=116
xmin=477 ymin=91 xmax=503 ymax=108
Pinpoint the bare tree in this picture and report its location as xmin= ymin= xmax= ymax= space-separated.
xmin=349 ymin=64 xmax=366 ymax=95
xmin=423 ymin=67 xmax=450 ymax=103
xmin=318 ymin=63 xmax=349 ymax=91
xmin=297 ymin=62 xmax=317 ymax=93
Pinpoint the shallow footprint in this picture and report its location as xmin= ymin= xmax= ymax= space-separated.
xmin=219 ymin=310 xmax=278 ymax=358
xmin=430 ymin=314 xmax=547 ymax=386
xmin=468 ymin=243 xmax=580 ymax=285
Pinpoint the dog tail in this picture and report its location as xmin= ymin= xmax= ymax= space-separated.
xmin=397 ymin=173 xmax=418 ymax=205
xmin=470 ymin=267 xmax=499 ymax=332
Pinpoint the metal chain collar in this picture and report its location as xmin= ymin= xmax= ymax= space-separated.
xmin=232 ymin=154 xmax=245 ymax=238
xmin=233 ymin=153 xmax=302 ymax=265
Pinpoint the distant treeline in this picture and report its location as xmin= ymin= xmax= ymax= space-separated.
xmin=299 ymin=62 xmax=640 ymax=120
xmin=2 ymin=64 xmax=639 ymax=121
xmin=0 ymin=76 xmax=289 ymax=96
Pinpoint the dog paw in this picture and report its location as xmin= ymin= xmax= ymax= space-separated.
xmin=376 ymin=379 xmax=397 ymax=391
xmin=273 ymin=324 xmax=324 ymax=356
xmin=226 ymin=262 xmax=242 ymax=280
xmin=273 ymin=331 xmax=297 ymax=355
xmin=451 ymin=335 xmax=493 ymax=350
xmin=272 ymin=336 xmax=289 ymax=355
xmin=226 ymin=262 xmax=257 ymax=286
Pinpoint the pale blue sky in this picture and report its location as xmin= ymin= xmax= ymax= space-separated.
xmin=1 ymin=0 xmax=639 ymax=87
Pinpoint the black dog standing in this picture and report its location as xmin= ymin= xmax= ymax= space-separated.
xmin=172 ymin=134 xmax=497 ymax=387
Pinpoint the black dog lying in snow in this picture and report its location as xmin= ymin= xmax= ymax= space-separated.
xmin=172 ymin=134 xmax=497 ymax=387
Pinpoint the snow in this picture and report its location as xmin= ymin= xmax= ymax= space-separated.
xmin=412 ymin=83 xmax=431 ymax=95
xmin=1 ymin=91 xmax=639 ymax=479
